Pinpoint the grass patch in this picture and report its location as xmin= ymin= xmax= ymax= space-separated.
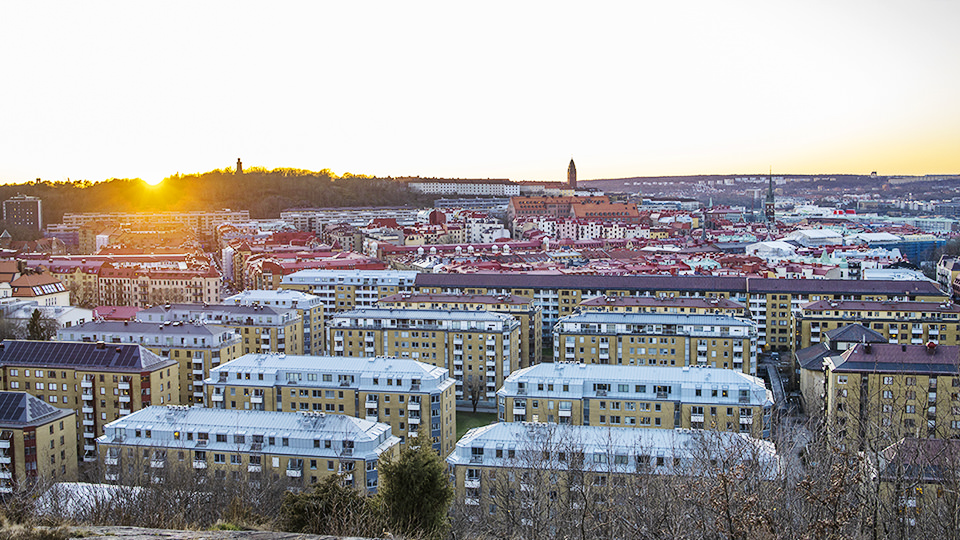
xmin=457 ymin=411 xmax=497 ymax=440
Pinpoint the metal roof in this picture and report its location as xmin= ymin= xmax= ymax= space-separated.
xmin=0 ymin=340 xmax=174 ymax=372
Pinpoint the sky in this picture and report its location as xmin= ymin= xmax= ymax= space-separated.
xmin=1 ymin=1 xmax=958 ymax=185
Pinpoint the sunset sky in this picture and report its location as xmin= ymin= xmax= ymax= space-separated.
xmin=1 ymin=1 xmax=958 ymax=185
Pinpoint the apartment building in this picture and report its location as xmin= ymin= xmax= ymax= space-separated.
xmin=497 ymin=363 xmax=772 ymax=438
xmin=796 ymin=323 xmax=888 ymax=415
xmin=553 ymin=311 xmax=758 ymax=375
xmin=225 ymin=289 xmax=325 ymax=354
xmin=413 ymin=273 xmax=946 ymax=353
xmin=0 ymin=392 xmax=77 ymax=493
xmin=447 ymin=422 xmax=777 ymax=514
xmin=795 ymin=300 xmax=960 ymax=350
xmin=59 ymin=210 xmax=250 ymax=239
xmin=97 ymin=406 xmax=399 ymax=492
xmin=97 ymin=264 xmax=223 ymax=307
xmin=0 ymin=340 xmax=179 ymax=462
xmin=326 ymin=308 xmax=521 ymax=403
xmin=57 ymin=321 xmax=242 ymax=405
xmin=823 ymin=343 xmax=960 ymax=450
xmin=280 ymin=270 xmax=419 ymax=312
xmin=136 ymin=304 xmax=303 ymax=356
xmin=578 ymin=295 xmax=745 ymax=317
xmin=3 ymin=194 xmax=42 ymax=230
xmin=377 ymin=292 xmax=542 ymax=367
xmin=203 ymin=354 xmax=456 ymax=454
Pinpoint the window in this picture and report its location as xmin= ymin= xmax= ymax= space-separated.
xmin=837 ymin=375 xmax=848 ymax=384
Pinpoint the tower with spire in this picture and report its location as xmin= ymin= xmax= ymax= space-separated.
xmin=764 ymin=169 xmax=776 ymax=225
xmin=567 ymin=159 xmax=577 ymax=189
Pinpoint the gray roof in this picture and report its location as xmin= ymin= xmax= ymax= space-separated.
xmin=824 ymin=323 xmax=886 ymax=344
xmin=60 ymin=320 xmax=235 ymax=338
xmin=414 ymin=273 xmax=944 ymax=297
xmin=0 ymin=391 xmax=74 ymax=426
xmin=206 ymin=353 xmax=453 ymax=391
xmin=0 ymin=340 xmax=174 ymax=372
xmin=829 ymin=343 xmax=960 ymax=375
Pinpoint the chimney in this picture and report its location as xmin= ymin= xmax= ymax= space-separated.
xmin=863 ymin=343 xmax=872 ymax=354
xmin=926 ymin=342 xmax=937 ymax=355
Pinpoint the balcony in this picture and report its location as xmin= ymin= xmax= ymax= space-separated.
xmin=104 ymin=457 xmax=118 ymax=466
xmin=486 ymin=360 xmax=496 ymax=368
xmin=251 ymin=395 xmax=263 ymax=404
xmin=193 ymin=460 xmax=207 ymax=469
xmin=366 ymin=414 xmax=379 ymax=422
xmin=465 ymin=497 xmax=480 ymax=506
xmin=211 ymin=394 xmax=224 ymax=402
xmin=83 ymin=419 xmax=95 ymax=427
xmin=513 ymin=406 xmax=526 ymax=416
xmin=104 ymin=473 xmax=119 ymax=482
xmin=656 ymin=391 xmax=669 ymax=399
xmin=559 ymin=409 xmax=572 ymax=417
xmin=248 ymin=464 xmax=262 ymax=473
xmin=0 ymin=456 xmax=10 ymax=465
xmin=82 ymin=406 xmax=94 ymax=414
xmin=0 ymin=470 xmax=11 ymax=480
xmin=409 ymin=416 xmax=421 ymax=424
xmin=408 ymin=402 xmax=420 ymax=411
xmin=84 ymin=444 xmax=96 ymax=452
xmin=465 ymin=478 xmax=481 ymax=489
xmin=119 ymin=407 xmax=131 ymax=416
xmin=690 ymin=414 xmax=705 ymax=423
xmin=151 ymin=459 xmax=165 ymax=468
xmin=740 ymin=417 xmax=753 ymax=424
xmin=286 ymin=468 xmax=302 ymax=478
xmin=119 ymin=395 xmax=131 ymax=403
xmin=118 ymin=381 xmax=131 ymax=390
xmin=193 ymin=391 xmax=204 ymax=399
xmin=192 ymin=369 xmax=205 ymax=376
xmin=81 ymin=380 xmax=93 ymax=389
xmin=81 ymin=392 xmax=94 ymax=401
xmin=0 ymin=439 xmax=9 ymax=450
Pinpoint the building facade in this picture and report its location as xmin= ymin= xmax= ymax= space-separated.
xmin=58 ymin=321 xmax=242 ymax=405
xmin=377 ymin=292 xmax=542 ymax=367
xmin=553 ymin=312 xmax=758 ymax=375
xmin=326 ymin=308 xmax=521 ymax=403
xmin=203 ymin=354 xmax=456 ymax=454
xmin=823 ymin=343 xmax=960 ymax=450
xmin=497 ymin=363 xmax=772 ymax=438
xmin=97 ymin=406 xmax=400 ymax=492
xmin=795 ymin=300 xmax=960 ymax=350
xmin=136 ymin=304 xmax=303 ymax=356
xmin=225 ymin=289 xmax=325 ymax=355
xmin=0 ymin=391 xmax=77 ymax=493
xmin=0 ymin=340 xmax=179 ymax=462
xmin=3 ymin=194 xmax=42 ymax=230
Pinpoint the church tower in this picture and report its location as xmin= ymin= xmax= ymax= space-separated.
xmin=567 ymin=159 xmax=577 ymax=189
xmin=764 ymin=171 xmax=776 ymax=224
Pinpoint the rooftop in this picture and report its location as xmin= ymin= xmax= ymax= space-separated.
xmin=829 ymin=343 xmax=960 ymax=375
xmin=0 ymin=340 xmax=174 ymax=372
xmin=0 ymin=391 xmax=74 ymax=426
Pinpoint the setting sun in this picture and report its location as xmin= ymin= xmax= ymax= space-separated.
xmin=141 ymin=176 xmax=164 ymax=187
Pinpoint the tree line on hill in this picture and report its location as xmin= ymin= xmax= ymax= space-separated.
xmin=0 ymin=167 xmax=436 ymax=225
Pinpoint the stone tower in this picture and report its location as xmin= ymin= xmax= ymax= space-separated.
xmin=567 ymin=159 xmax=577 ymax=189
xmin=236 ymin=158 xmax=243 ymax=175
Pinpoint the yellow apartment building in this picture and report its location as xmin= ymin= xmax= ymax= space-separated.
xmin=97 ymin=406 xmax=399 ymax=492
xmin=225 ymin=289 xmax=325 ymax=354
xmin=203 ymin=354 xmax=457 ymax=454
xmin=796 ymin=300 xmax=960 ymax=350
xmin=553 ymin=311 xmax=758 ymax=374
xmin=326 ymin=308 xmax=521 ymax=404
xmin=823 ymin=342 xmax=960 ymax=451
xmin=0 ymin=391 xmax=77 ymax=493
xmin=377 ymin=292 xmax=542 ymax=367
xmin=497 ymin=362 xmax=772 ymax=438
xmin=0 ymin=340 xmax=179 ymax=463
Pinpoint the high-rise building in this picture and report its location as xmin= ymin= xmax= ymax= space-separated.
xmin=764 ymin=173 xmax=775 ymax=224
xmin=3 ymin=194 xmax=42 ymax=230
xmin=567 ymin=159 xmax=577 ymax=189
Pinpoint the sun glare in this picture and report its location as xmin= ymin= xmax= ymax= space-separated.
xmin=141 ymin=176 xmax=164 ymax=186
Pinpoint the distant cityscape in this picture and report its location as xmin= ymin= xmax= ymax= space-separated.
xmin=0 ymin=162 xmax=959 ymax=537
